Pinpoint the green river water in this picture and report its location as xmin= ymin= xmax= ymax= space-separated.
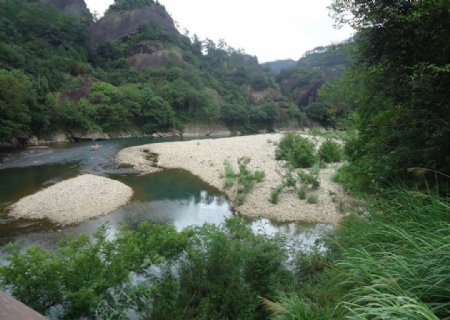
xmin=0 ymin=137 xmax=331 ymax=250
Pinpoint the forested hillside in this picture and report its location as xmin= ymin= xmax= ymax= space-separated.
xmin=275 ymin=43 xmax=354 ymax=127
xmin=0 ymin=0 xmax=301 ymax=145
xmin=0 ymin=1 xmax=449 ymax=319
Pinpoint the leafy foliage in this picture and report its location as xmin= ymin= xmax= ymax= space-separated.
xmin=0 ymin=0 xmax=289 ymax=143
xmin=330 ymin=0 xmax=450 ymax=190
xmin=107 ymin=0 xmax=155 ymax=14
xmin=223 ymin=157 xmax=265 ymax=206
xmin=0 ymin=223 xmax=187 ymax=318
xmin=0 ymin=218 xmax=297 ymax=320
xmin=133 ymin=218 xmax=291 ymax=319
xmin=318 ymin=139 xmax=343 ymax=163
xmin=275 ymin=132 xmax=317 ymax=168
xmin=0 ymin=69 xmax=35 ymax=140
xmin=268 ymin=189 xmax=450 ymax=319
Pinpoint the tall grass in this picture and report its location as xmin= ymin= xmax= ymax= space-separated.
xmin=269 ymin=188 xmax=450 ymax=319
xmin=222 ymin=157 xmax=265 ymax=206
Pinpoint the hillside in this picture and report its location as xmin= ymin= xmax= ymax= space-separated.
xmin=0 ymin=0 xmax=297 ymax=146
xmin=264 ymin=59 xmax=296 ymax=75
xmin=277 ymin=43 xmax=353 ymax=107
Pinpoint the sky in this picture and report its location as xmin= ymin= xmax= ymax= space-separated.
xmin=85 ymin=0 xmax=354 ymax=63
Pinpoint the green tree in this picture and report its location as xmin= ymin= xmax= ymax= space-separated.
xmin=331 ymin=0 xmax=450 ymax=188
xmin=140 ymin=90 xmax=175 ymax=133
xmin=0 ymin=223 xmax=187 ymax=319
xmin=0 ymin=69 xmax=35 ymax=142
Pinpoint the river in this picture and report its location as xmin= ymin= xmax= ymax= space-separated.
xmin=0 ymin=137 xmax=331 ymax=250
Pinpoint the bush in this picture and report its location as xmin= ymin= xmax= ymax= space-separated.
xmin=0 ymin=223 xmax=187 ymax=318
xmin=298 ymin=170 xmax=320 ymax=190
xmin=270 ymin=185 xmax=284 ymax=204
xmin=276 ymin=132 xmax=317 ymax=168
xmin=137 ymin=218 xmax=291 ymax=319
xmin=306 ymin=193 xmax=319 ymax=204
xmin=222 ymin=157 xmax=265 ymax=206
xmin=269 ymin=189 xmax=450 ymax=319
xmin=318 ymin=139 xmax=343 ymax=163
xmin=298 ymin=186 xmax=307 ymax=200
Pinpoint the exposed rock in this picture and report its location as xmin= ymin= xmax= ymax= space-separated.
xmin=128 ymin=49 xmax=186 ymax=70
xmin=244 ymin=86 xmax=279 ymax=103
xmin=61 ymin=76 xmax=97 ymax=102
xmin=68 ymin=130 xmax=110 ymax=141
xmin=27 ymin=136 xmax=40 ymax=146
xmin=43 ymin=0 xmax=91 ymax=20
xmin=151 ymin=129 xmax=182 ymax=138
xmin=130 ymin=42 xmax=163 ymax=55
xmin=279 ymin=77 xmax=324 ymax=106
xmin=183 ymin=124 xmax=231 ymax=138
xmin=39 ymin=131 xmax=71 ymax=144
xmin=89 ymin=4 xmax=178 ymax=45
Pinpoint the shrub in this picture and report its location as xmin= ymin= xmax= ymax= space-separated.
xmin=318 ymin=139 xmax=343 ymax=163
xmin=223 ymin=160 xmax=236 ymax=188
xmin=276 ymin=132 xmax=317 ymax=168
xmin=298 ymin=170 xmax=320 ymax=190
xmin=306 ymin=193 xmax=319 ymax=204
xmin=270 ymin=185 xmax=285 ymax=204
xmin=127 ymin=218 xmax=293 ymax=319
xmin=222 ymin=157 xmax=265 ymax=206
xmin=298 ymin=186 xmax=307 ymax=200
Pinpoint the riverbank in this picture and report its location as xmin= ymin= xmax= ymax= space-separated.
xmin=117 ymin=133 xmax=346 ymax=225
xmin=9 ymin=174 xmax=133 ymax=225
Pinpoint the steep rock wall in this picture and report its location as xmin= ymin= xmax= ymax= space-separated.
xmin=89 ymin=4 xmax=177 ymax=45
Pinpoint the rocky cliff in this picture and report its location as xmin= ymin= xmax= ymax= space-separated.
xmin=43 ymin=0 xmax=91 ymax=20
xmin=89 ymin=3 xmax=178 ymax=45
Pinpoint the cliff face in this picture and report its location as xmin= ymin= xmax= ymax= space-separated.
xmin=89 ymin=3 xmax=178 ymax=45
xmin=43 ymin=0 xmax=91 ymax=19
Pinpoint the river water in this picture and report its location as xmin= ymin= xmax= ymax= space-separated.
xmin=0 ymin=137 xmax=331 ymax=250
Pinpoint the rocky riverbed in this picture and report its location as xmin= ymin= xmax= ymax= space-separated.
xmin=117 ymin=133 xmax=346 ymax=225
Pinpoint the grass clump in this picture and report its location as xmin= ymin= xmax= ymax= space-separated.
xmin=270 ymin=185 xmax=284 ymax=204
xmin=297 ymin=186 xmax=307 ymax=200
xmin=298 ymin=170 xmax=320 ymax=190
xmin=267 ymin=188 xmax=450 ymax=319
xmin=306 ymin=193 xmax=319 ymax=204
xmin=223 ymin=160 xmax=236 ymax=188
xmin=223 ymin=157 xmax=265 ymax=206
xmin=276 ymin=132 xmax=317 ymax=168
xmin=318 ymin=139 xmax=343 ymax=163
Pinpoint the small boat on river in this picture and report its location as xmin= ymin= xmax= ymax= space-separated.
xmin=90 ymin=144 xmax=102 ymax=151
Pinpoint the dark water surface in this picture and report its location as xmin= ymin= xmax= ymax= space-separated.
xmin=0 ymin=137 xmax=331 ymax=249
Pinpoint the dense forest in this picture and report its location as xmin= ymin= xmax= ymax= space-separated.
xmin=0 ymin=0 xmax=449 ymax=319
xmin=0 ymin=0 xmax=357 ymax=146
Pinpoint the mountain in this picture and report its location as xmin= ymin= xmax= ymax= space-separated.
xmin=276 ymin=44 xmax=353 ymax=106
xmin=89 ymin=2 xmax=177 ymax=45
xmin=264 ymin=59 xmax=296 ymax=75
xmin=43 ymin=0 xmax=92 ymax=20
xmin=0 ymin=0 xmax=295 ymax=145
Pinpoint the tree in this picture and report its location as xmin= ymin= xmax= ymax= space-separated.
xmin=140 ymin=90 xmax=175 ymax=133
xmin=0 ymin=69 xmax=35 ymax=142
xmin=331 ymin=0 xmax=450 ymax=188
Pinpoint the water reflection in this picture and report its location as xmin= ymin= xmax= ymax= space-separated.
xmin=0 ymin=138 xmax=333 ymax=253
xmin=250 ymin=219 xmax=333 ymax=251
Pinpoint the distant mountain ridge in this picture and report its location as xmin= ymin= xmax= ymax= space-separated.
xmin=264 ymin=59 xmax=296 ymax=75
xmin=276 ymin=44 xmax=353 ymax=106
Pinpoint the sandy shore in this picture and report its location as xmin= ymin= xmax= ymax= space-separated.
xmin=117 ymin=133 xmax=346 ymax=225
xmin=10 ymin=174 xmax=133 ymax=225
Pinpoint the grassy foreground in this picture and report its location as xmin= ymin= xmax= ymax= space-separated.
xmin=0 ymin=179 xmax=448 ymax=319
xmin=270 ymin=188 xmax=450 ymax=319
